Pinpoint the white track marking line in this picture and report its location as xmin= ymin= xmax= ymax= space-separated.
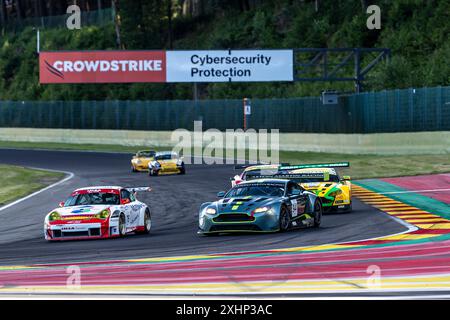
xmin=0 ymin=167 xmax=74 ymax=213
xmin=379 ymin=188 xmax=450 ymax=195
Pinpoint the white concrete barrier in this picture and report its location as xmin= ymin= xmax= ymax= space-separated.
xmin=0 ymin=128 xmax=448 ymax=155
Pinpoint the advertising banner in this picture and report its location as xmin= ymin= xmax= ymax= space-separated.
xmin=166 ymin=50 xmax=293 ymax=82
xmin=39 ymin=50 xmax=293 ymax=84
xmin=39 ymin=51 xmax=166 ymax=83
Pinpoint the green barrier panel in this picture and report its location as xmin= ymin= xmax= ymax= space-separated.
xmin=0 ymin=86 xmax=448 ymax=133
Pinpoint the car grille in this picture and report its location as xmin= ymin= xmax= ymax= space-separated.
xmin=209 ymin=225 xmax=261 ymax=232
xmin=53 ymin=228 xmax=101 ymax=238
xmin=213 ymin=214 xmax=255 ymax=223
xmin=62 ymin=231 xmax=89 ymax=237
xmin=321 ymin=197 xmax=335 ymax=204
xmin=52 ymin=230 xmax=62 ymax=238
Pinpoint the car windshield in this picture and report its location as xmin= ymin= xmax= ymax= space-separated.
xmin=225 ymin=184 xmax=285 ymax=198
xmin=64 ymin=192 xmax=120 ymax=206
xmin=137 ymin=151 xmax=155 ymax=157
xmin=155 ymin=153 xmax=177 ymax=160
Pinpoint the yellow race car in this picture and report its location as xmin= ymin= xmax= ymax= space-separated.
xmin=148 ymin=151 xmax=186 ymax=176
xmin=281 ymin=163 xmax=352 ymax=212
xmin=131 ymin=150 xmax=156 ymax=172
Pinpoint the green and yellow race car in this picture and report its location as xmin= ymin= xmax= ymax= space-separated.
xmin=282 ymin=164 xmax=352 ymax=212
xmin=232 ymin=162 xmax=352 ymax=212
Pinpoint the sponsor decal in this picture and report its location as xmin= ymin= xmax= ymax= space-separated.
xmin=131 ymin=204 xmax=143 ymax=212
xmin=71 ymin=206 xmax=93 ymax=214
xmin=40 ymin=51 xmax=166 ymax=84
xmin=291 ymin=199 xmax=298 ymax=217
xmin=71 ymin=189 xmax=120 ymax=196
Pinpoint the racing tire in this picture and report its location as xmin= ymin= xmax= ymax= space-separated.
xmin=131 ymin=165 xmax=137 ymax=173
xmin=139 ymin=209 xmax=151 ymax=234
xmin=148 ymin=169 xmax=158 ymax=176
xmin=313 ymin=200 xmax=323 ymax=228
xmin=344 ymin=202 xmax=353 ymax=213
xmin=119 ymin=214 xmax=127 ymax=237
xmin=178 ymin=165 xmax=186 ymax=175
xmin=279 ymin=206 xmax=291 ymax=232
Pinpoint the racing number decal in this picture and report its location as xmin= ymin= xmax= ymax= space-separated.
xmin=291 ymin=199 xmax=298 ymax=217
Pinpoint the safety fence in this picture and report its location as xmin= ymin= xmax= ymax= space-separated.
xmin=1 ymin=8 xmax=113 ymax=32
xmin=0 ymin=86 xmax=448 ymax=133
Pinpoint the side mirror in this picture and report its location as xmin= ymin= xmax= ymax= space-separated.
xmin=342 ymin=175 xmax=351 ymax=181
xmin=217 ymin=191 xmax=226 ymax=198
xmin=59 ymin=201 xmax=65 ymax=207
xmin=121 ymin=198 xmax=131 ymax=205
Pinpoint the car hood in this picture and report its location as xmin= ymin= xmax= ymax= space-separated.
xmin=51 ymin=205 xmax=111 ymax=217
xmin=156 ymin=159 xmax=178 ymax=165
xmin=134 ymin=157 xmax=153 ymax=162
xmin=214 ymin=196 xmax=278 ymax=214
xmin=301 ymin=182 xmax=338 ymax=193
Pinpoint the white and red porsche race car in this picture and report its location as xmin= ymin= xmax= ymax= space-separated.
xmin=44 ymin=186 xmax=152 ymax=241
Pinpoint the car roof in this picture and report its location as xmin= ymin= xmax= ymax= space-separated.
xmin=290 ymin=168 xmax=337 ymax=174
xmin=74 ymin=186 xmax=122 ymax=192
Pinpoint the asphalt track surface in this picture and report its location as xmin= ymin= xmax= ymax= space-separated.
xmin=0 ymin=149 xmax=407 ymax=266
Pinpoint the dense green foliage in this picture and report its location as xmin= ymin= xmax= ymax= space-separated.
xmin=0 ymin=0 xmax=448 ymax=100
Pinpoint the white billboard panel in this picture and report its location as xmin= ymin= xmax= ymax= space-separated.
xmin=166 ymin=50 xmax=293 ymax=82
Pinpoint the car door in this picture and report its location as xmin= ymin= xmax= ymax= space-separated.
xmin=120 ymin=189 xmax=134 ymax=228
xmin=286 ymin=181 xmax=307 ymax=220
xmin=128 ymin=191 xmax=144 ymax=228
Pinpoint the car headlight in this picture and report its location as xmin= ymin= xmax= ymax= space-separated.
xmin=136 ymin=160 xmax=142 ymax=164
xmin=329 ymin=190 xmax=343 ymax=197
xmin=111 ymin=211 xmax=120 ymax=218
xmin=48 ymin=211 xmax=61 ymax=221
xmin=95 ymin=209 xmax=110 ymax=219
xmin=150 ymin=161 xmax=160 ymax=168
xmin=203 ymin=207 xmax=216 ymax=215
xmin=253 ymin=206 xmax=272 ymax=214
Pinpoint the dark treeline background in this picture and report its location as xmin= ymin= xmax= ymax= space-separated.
xmin=0 ymin=0 xmax=448 ymax=101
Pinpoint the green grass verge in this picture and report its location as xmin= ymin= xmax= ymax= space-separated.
xmin=0 ymin=165 xmax=64 ymax=206
xmin=0 ymin=141 xmax=449 ymax=179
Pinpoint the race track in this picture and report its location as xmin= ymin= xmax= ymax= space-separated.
xmin=0 ymin=149 xmax=406 ymax=266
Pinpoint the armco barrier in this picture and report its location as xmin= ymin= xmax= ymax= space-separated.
xmin=0 ymin=86 xmax=448 ymax=133
xmin=0 ymin=128 xmax=448 ymax=155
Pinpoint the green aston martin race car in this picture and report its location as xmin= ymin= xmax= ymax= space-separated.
xmin=198 ymin=178 xmax=323 ymax=235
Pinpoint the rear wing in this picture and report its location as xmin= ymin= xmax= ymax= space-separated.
xmin=246 ymin=173 xmax=325 ymax=181
xmin=234 ymin=163 xmax=290 ymax=170
xmin=279 ymin=162 xmax=350 ymax=170
xmin=125 ymin=187 xmax=152 ymax=193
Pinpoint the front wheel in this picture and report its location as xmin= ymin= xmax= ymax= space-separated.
xmin=119 ymin=214 xmax=127 ymax=237
xmin=279 ymin=206 xmax=291 ymax=232
xmin=313 ymin=200 xmax=323 ymax=227
xmin=178 ymin=165 xmax=186 ymax=175
xmin=344 ymin=202 xmax=353 ymax=213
